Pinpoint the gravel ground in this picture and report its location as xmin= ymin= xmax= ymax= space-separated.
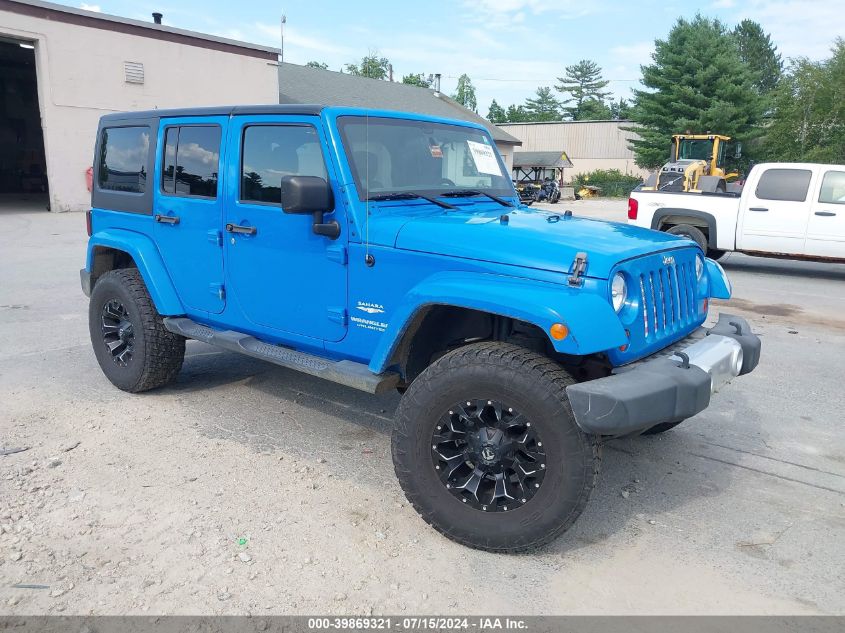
xmin=1 ymin=203 xmax=844 ymax=615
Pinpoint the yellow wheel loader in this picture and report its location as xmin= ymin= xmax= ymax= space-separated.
xmin=642 ymin=134 xmax=742 ymax=193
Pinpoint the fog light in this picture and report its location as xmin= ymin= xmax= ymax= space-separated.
xmin=550 ymin=323 xmax=569 ymax=340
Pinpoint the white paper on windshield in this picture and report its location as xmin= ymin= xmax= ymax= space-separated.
xmin=466 ymin=140 xmax=501 ymax=175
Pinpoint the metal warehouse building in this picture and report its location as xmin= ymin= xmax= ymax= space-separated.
xmin=498 ymin=120 xmax=649 ymax=180
xmin=0 ymin=0 xmax=280 ymax=213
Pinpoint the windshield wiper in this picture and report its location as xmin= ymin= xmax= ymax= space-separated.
xmin=366 ymin=192 xmax=457 ymax=210
xmin=440 ymin=189 xmax=514 ymax=207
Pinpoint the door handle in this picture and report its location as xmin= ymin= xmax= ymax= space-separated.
xmin=225 ymin=223 xmax=257 ymax=236
xmin=155 ymin=214 xmax=180 ymax=224
xmin=814 ymin=211 xmax=836 ymax=217
xmin=749 ymin=207 xmax=769 ymax=212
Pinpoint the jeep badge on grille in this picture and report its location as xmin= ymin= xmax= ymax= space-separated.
xmin=663 ymin=255 xmax=676 ymax=266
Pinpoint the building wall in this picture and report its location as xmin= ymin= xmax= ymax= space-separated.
xmin=0 ymin=9 xmax=279 ymax=212
xmin=496 ymin=143 xmax=515 ymax=173
xmin=499 ymin=121 xmax=649 ymax=180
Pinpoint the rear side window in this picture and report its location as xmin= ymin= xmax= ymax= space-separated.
xmin=240 ymin=125 xmax=327 ymax=205
xmin=98 ymin=126 xmax=150 ymax=193
xmin=161 ymin=125 xmax=221 ymax=198
xmin=755 ymin=168 xmax=812 ymax=202
xmin=819 ymin=170 xmax=845 ymax=205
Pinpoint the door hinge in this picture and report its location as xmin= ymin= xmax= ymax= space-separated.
xmin=209 ymin=283 xmax=225 ymax=301
xmin=327 ymin=307 xmax=347 ymax=326
xmin=568 ymin=252 xmax=588 ymax=287
xmin=326 ymin=244 xmax=348 ymax=266
xmin=207 ymin=230 xmax=223 ymax=247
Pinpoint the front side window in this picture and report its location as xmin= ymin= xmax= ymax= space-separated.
xmin=755 ymin=168 xmax=812 ymax=202
xmin=160 ymin=125 xmax=221 ymax=198
xmin=337 ymin=116 xmax=511 ymax=201
xmin=819 ymin=170 xmax=845 ymax=205
xmin=241 ymin=125 xmax=327 ymax=205
xmin=98 ymin=126 xmax=150 ymax=193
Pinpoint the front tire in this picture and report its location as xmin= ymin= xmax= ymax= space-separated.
xmin=89 ymin=268 xmax=185 ymax=393
xmin=392 ymin=342 xmax=600 ymax=553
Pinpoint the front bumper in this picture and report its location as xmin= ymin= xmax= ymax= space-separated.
xmin=566 ymin=313 xmax=761 ymax=436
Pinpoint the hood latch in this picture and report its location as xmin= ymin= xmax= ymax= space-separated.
xmin=568 ymin=252 xmax=588 ymax=287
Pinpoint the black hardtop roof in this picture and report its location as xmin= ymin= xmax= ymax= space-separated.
xmin=100 ymin=104 xmax=325 ymax=122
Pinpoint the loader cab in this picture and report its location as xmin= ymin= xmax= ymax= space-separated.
xmin=673 ymin=134 xmax=740 ymax=179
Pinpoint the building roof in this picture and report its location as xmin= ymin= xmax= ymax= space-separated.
xmin=2 ymin=0 xmax=279 ymax=60
xmin=278 ymin=63 xmax=520 ymax=146
xmin=513 ymin=151 xmax=574 ymax=169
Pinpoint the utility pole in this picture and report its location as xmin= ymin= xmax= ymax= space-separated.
xmin=280 ymin=14 xmax=286 ymax=63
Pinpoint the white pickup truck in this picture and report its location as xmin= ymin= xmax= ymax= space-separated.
xmin=628 ymin=162 xmax=845 ymax=261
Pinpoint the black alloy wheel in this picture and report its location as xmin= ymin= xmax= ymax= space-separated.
xmin=101 ymin=299 xmax=135 ymax=366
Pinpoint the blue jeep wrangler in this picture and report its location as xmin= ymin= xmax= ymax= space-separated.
xmin=81 ymin=105 xmax=760 ymax=552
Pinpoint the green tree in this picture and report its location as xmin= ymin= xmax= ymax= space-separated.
xmin=610 ymin=97 xmax=632 ymax=120
xmin=762 ymin=39 xmax=845 ymax=162
xmin=344 ymin=52 xmax=390 ymax=80
xmin=505 ymin=104 xmax=529 ymax=123
xmin=487 ymin=99 xmax=507 ymax=123
xmin=523 ymin=87 xmax=563 ymax=121
xmin=576 ymin=98 xmax=613 ymax=121
xmin=733 ymin=19 xmax=782 ymax=95
xmin=305 ymin=61 xmax=328 ymax=70
xmin=452 ymin=74 xmax=478 ymax=112
xmin=629 ymin=15 xmax=765 ymax=169
xmin=402 ymin=73 xmax=432 ymax=87
xmin=555 ymin=59 xmax=612 ymax=119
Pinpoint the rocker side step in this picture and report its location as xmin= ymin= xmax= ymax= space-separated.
xmin=163 ymin=317 xmax=399 ymax=395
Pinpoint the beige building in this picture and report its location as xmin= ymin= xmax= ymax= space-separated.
xmin=498 ymin=120 xmax=649 ymax=181
xmin=0 ymin=0 xmax=280 ymax=212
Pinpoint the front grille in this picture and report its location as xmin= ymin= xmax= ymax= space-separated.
xmin=638 ymin=258 xmax=698 ymax=339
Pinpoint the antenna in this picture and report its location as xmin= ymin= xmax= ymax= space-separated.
xmin=280 ymin=14 xmax=286 ymax=63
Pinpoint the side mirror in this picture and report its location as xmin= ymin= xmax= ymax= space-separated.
xmin=280 ymin=175 xmax=340 ymax=239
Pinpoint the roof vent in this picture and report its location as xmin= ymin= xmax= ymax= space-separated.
xmin=124 ymin=61 xmax=145 ymax=84
xmin=152 ymin=12 xmax=163 ymax=24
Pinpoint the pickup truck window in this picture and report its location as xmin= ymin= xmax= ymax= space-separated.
xmin=98 ymin=126 xmax=150 ymax=194
xmin=337 ymin=116 xmax=511 ymax=201
xmin=819 ymin=170 xmax=845 ymax=204
xmin=161 ymin=125 xmax=221 ymax=199
xmin=241 ymin=125 xmax=327 ymax=205
xmin=755 ymin=168 xmax=812 ymax=202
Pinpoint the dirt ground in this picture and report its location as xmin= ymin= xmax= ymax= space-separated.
xmin=1 ymin=203 xmax=844 ymax=615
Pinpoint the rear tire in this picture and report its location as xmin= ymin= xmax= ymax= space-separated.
xmin=665 ymin=224 xmax=707 ymax=253
xmin=392 ymin=342 xmax=600 ymax=553
xmin=89 ymin=268 xmax=185 ymax=393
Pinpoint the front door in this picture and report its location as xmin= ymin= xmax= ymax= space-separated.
xmin=153 ymin=117 xmax=227 ymax=313
xmin=223 ymin=116 xmax=347 ymax=342
xmin=738 ymin=166 xmax=815 ymax=255
xmin=806 ymin=168 xmax=845 ymax=259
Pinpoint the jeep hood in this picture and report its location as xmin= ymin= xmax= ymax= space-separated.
xmin=393 ymin=209 xmax=690 ymax=279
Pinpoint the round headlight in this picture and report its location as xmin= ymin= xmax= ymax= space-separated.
xmin=611 ymin=272 xmax=627 ymax=312
xmin=695 ymin=254 xmax=704 ymax=279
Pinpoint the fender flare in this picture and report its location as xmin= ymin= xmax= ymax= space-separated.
xmin=86 ymin=229 xmax=184 ymax=315
xmin=368 ymin=271 xmax=627 ymax=373
xmin=651 ymin=208 xmax=718 ymax=249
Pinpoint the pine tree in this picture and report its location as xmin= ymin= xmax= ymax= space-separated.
xmin=576 ymin=99 xmax=613 ymax=121
xmin=733 ymin=19 xmax=783 ymax=95
xmin=555 ymin=60 xmax=612 ymax=119
xmin=629 ymin=15 xmax=765 ymax=169
xmin=610 ymin=98 xmax=632 ymax=120
xmin=505 ymin=104 xmax=529 ymax=123
xmin=523 ymin=87 xmax=563 ymax=122
xmin=487 ymin=100 xmax=507 ymax=123
xmin=452 ymin=74 xmax=478 ymax=112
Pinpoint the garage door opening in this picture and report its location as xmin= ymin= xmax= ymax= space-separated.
xmin=0 ymin=38 xmax=48 ymax=212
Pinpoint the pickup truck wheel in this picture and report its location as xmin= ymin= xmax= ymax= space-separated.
xmin=392 ymin=342 xmax=601 ymax=553
xmin=641 ymin=420 xmax=683 ymax=435
xmin=89 ymin=268 xmax=185 ymax=393
xmin=665 ymin=224 xmax=707 ymax=253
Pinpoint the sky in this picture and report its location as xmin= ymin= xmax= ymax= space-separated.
xmin=68 ymin=0 xmax=845 ymax=115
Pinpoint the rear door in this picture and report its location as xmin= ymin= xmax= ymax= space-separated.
xmin=737 ymin=167 xmax=815 ymax=255
xmin=153 ymin=116 xmax=227 ymax=313
xmin=806 ymin=168 xmax=845 ymax=259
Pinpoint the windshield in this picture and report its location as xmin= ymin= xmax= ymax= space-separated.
xmin=677 ymin=139 xmax=714 ymax=161
xmin=337 ymin=116 xmax=513 ymax=201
